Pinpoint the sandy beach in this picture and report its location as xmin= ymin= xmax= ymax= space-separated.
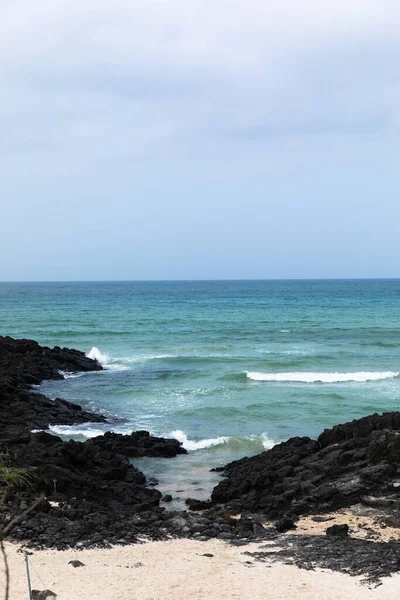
xmin=3 ymin=537 xmax=400 ymax=600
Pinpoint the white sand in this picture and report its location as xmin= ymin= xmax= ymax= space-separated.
xmin=3 ymin=538 xmax=400 ymax=600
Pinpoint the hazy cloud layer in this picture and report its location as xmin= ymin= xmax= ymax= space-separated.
xmin=1 ymin=1 xmax=399 ymax=279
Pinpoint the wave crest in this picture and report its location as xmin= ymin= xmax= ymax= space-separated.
xmin=169 ymin=430 xmax=275 ymax=452
xmin=87 ymin=347 xmax=109 ymax=366
xmin=246 ymin=371 xmax=399 ymax=383
xmin=170 ymin=430 xmax=229 ymax=451
xmin=260 ymin=432 xmax=275 ymax=449
xmin=85 ymin=347 xmax=130 ymax=371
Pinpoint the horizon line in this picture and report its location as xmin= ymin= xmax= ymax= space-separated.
xmin=1 ymin=277 xmax=400 ymax=284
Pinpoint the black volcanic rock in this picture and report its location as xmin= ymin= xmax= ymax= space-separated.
xmin=0 ymin=337 xmax=187 ymax=458
xmin=245 ymin=533 xmax=400 ymax=584
xmin=0 ymin=336 xmax=105 ymax=435
xmin=211 ymin=412 xmax=400 ymax=519
xmin=0 ymin=336 xmax=103 ymax=382
xmin=1 ymin=431 xmax=157 ymax=507
xmin=0 ymin=336 xmax=193 ymax=549
xmin=275 ymin=517 xmax=296 ymax=533
xmin=88 ymin=430 xmax=187 ymax=458
xmin=0 ymin=428 xmax=279 ymax=549
xmin=32 ymin=590 xmax=56 ymax=600
xmin=0 ymin=391 xmax=107 ymax=436
xmin=185 ymin=498 xmax=212 ymax=511
xmin=326 ymin=524 xmax=349 ymax=538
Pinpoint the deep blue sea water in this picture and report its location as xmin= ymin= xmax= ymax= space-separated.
xmin=1 ymin=280 xmax=400 ymax=505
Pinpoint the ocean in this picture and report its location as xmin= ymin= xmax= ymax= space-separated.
xmin=1 ymin=279 xmax=400 ymax=506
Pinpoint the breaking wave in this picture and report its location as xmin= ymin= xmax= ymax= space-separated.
xmin=170 ymin=430 xmax=229 ymax=451
xmin=246 ymin=371 xmax=399 ymax=383
xmin=87 ymin=347 xmax=109 ymax=366
xmin=260 ymin=432 xmax=275 ymax=450
xmin=169 ymin=430 xmax=275 ymax=452
xmin=86 ymin=347 xmax=130 ymax=371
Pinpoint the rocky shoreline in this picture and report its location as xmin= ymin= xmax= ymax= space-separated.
xmin=1 ymin=336 xmax=400 ymax=582
xmin=0 ymin=336 xmax=107 ymax=437
xmin=210 ymin=411 xmax=400 ymax=518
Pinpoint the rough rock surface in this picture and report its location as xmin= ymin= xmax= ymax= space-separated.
xmin=1 ymin=431 xmax=159 ymax=505
xmin=326 ymin=524 xmax=349 ymax=538
xmin=0 ymin=336 xmax=105 ymax=435
xmin=245 ymin=533 xmax=400 ymax=584
xmin=211 ymin=412 xmax=400 ymax=519
xmin=1 ymin=446 xmax=277 ymax=549
xmin=0 ymin=336 xmax=187 ymax=459
xmin=88 ymin=430 xmax=187 ymax=458
xmin=0 ymin=336 xmax=190 ymax=548
xmin=32 ymin=591 xmax=57 ymax=600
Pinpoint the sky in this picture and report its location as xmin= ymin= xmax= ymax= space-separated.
xmin=1 ymin=0 xmax=400 ymax=280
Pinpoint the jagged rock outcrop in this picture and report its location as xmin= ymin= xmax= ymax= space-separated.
xmin=0 ymin=336 xmax=186 ymax=457
xmin=0 ymin=336 xmax=190 ymax=548
xmin=0 ymin=335 xmax=103 ymax=383
xmin=1 ymin=431 xmax=275 ymax=549
xmin=211 ymin=412 xmax=400 ymax=518
xmin=2 ymin=431 xmax=156 ymax=504
xmin=0 ymin=336 xmax=105 ymax=435
xmin=88 ymin=430 xmax=187 ymax=458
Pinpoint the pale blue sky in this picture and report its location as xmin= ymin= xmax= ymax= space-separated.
xmin=1 ymin=0 xmax=399 ymax=280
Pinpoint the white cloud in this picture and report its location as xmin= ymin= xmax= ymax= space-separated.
xmin=0 ymin=0 xmax=399 ymax=174
xmin=1 ymin=0 xmax=398 ymax=73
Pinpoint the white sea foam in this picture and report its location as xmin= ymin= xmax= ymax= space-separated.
xmin=87 ymin=347 xmax=109 ymax=366
xmin=48 ymin=424 xmax=134 ymax=438
xmin=246 ymin=371 xmax=399 ymax=383
xmin=260 ymin=432 xmax=275 ymax=449
xmin=58 ymin=370 xmax=83 ymax=379
xmin=104 ymin=363 xmax=130 ymax=371
xmin=49 ymin=426 xmax=106 ymax=438
xmin=85 ymin=349 xmax=241 ymax=370
xmin=170 ymin=430 xmax=230 ymax=451
xmin=122 ymin=354 xmax=175 ymax=362
xmin=86 ymin=348 xmax=179 ymax=370
xmin=284 ymin=349 xmax=313 ymax=356
xmin=241 ymin=433 xmax=276 ymax=450
xmin=85 ymin=347 xmax=131 ymax=371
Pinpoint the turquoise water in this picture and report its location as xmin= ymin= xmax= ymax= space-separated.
xmin=1 ymin=280 xmax=400 ymax=504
